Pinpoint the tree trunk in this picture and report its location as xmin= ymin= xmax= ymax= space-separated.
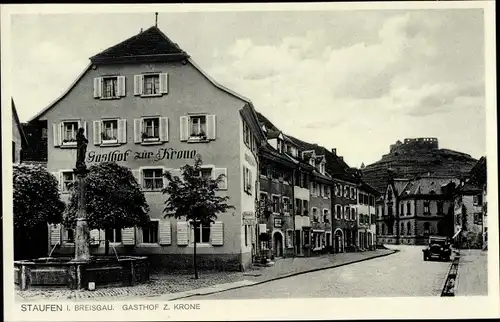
xmin=193 ymin=222 xmax=199 ymax=279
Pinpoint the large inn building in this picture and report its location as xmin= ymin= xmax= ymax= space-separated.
xmin=31 ymin=26 xmax=265 ymax=271
xmin=24 ymin=25 xmax=381 ymax=271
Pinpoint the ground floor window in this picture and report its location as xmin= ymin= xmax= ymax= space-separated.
xmin=191 ymin=222 xmax=210 ymax=244
xmin=286 ymin=230 xmax=293 ymax=248
xmin=65 ymin=228 xmax=75 ymax=243
xmin=141 ymin=221 xmax=159 ymax=243
xmin=105 ymin=228 xmax=122 ymax=243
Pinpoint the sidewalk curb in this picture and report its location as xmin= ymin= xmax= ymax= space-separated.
xmin=168 ymin=250 xmax=398 ymax=301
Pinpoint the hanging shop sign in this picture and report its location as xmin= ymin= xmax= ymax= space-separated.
xmin=86 ymin=148 xmax=197 ymax=163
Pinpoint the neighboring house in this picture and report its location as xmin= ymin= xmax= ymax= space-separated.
xmin=12 ymin=98 xmax=28 ymax=164
xmin=29 ymin=25 xmax=265 ymax=272
xmin=453 ymin=157 xmax=487 ymax=249
xmin=377 ymin=176 xmax=458 ymax=245
xmin=356 ymin=181 xmax=378 ymax=250
xmin=257 ymin=128 xmax=297 ymax=259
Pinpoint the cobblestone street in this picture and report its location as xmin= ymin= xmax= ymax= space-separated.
xmin=187 ymin=245 xmax=452 ymax=299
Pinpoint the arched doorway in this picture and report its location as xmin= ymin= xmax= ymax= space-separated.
xmin=273 ymin=231 xmax=284 ymax=258
xmin=334 ymin=229 xmax=344 ymax=253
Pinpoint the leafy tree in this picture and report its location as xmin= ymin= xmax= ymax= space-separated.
xmin=64 ymin=162 xmax=150 ymax=254
xmin=13 ymin=164 xmax=65 ymax=230
xmin=13 ymin=164 xmax=65 ymax=259
xmin=162 ymin=158 xmax=234 ymax=279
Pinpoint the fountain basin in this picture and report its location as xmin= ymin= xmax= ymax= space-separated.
xmin=14 ymin=256 xmax=149 ymax=290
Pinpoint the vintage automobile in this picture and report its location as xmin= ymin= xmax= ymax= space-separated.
xmin=423 ymin=236 xmax=452 ymax=261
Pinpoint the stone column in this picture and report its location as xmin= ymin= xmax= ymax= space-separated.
xmin=74 ymin=167 xmax=90 ymax=261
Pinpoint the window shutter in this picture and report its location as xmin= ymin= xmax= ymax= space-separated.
xmin=118 ymin=119 xmax=127 ymax=144
xmin=158 ymin=220 xmax=172 ymax=245
xmin=90 ymin=229 xmax=100 ymax=245
xmin=179 ymin=116 xmax=189 ymax=141
xmin=93 ymin=121 xmax=102 ymax=145
xmin=134 ymin=119 xmax=142 ymax=143
xmin=132 ymin=169 xmax=141 ymax=187
xmin=211 ymin=221 xmax=224 ymax=246
xmin=214 ymin=168 xmax=228 ymax=190
xmin=206 ymin=115 xmax=217 ymax=140
xmin=177 ymin=222 xmax=189 ymax=246
xmin=52 ymin=123 xmax=61 ymax=147
xmin=159 ymin=73 xmax=169 ymax=94
xmin=122 ymin=227 xmax=136 ymax=245
xmin=58 ymin=171 xmax=64 ymax=191
xmin=159 ymin=117 xmax=169 ymax=142
xmin=134 ymin=75 xmax=143 ymax=96
xmin=118 ymin=76 xmax=126 ymax=97
xmin=93 ymin=77 xmax=102 ymax=98
xmin=49 ymin=224 xmax=61 ymax=246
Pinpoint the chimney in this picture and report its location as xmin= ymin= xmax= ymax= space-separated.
xmin=331 ymin=148 xmax=336 ymax=155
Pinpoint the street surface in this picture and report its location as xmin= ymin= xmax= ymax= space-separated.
xmin=188 ymin=245 xmax=450 ymax=299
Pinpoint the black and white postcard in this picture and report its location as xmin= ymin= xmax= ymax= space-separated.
xmin=2 ymin=2 xmax=498 ymax=321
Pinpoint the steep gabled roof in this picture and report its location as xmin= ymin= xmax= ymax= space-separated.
xmin=11 ymin=98 xmax=28 ymax=146
xmin=90 ymin=26 xmax=188 ymax=64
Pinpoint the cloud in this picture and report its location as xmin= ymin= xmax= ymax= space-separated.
xmin=208 ymin=11 xmax=485 ymax=166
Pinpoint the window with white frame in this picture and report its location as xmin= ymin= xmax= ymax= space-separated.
xmin=344 ymin=186 xmax=349 ymax=198
xmin=62 ymin=121 xmax=78 ymax=145
xmin=102 ymin=119 xmax=118 ymax=143
xmin=105 ymin=228 xmax=122 ymax=243
xmin=102 ymin=77 xmax=118 ymax=99
xmin=141 ymin=221 xmax=159 ymax=243
xmin=143 ymin=74 xmax=160 ymax=95
xmin=351 ymin=208 xmax=356 ymax=221
xmin=190 ymin=115 xmax=207 ymax=138
xmin=142 ymin=168 xmax=164 ymax=190
xmin=143 ymin=117 xmax=160 ymax=141
xmin=198 ymin=167 xmax=213 ymax=180
xmin=424 ymin=201 xmax=430 ymax=214
xmin=282 ymin=197 xmax=290 ymax=214
xmin=191 ymin=222 xmax=211 ymax=244
xmin=243 ymin=166 xmax=252 ymax=194
xmin=286 ymin=230 xmax=293 ymax=248
xmin=312 ymin=207 xmax=318 ymax=222
xmin=312 ymin=182 xmax=317 ymax=195
xmin=62 ymin=171 xmax=76 ymax=193
xmin=272 ymin=195 xmax=280 ymax=213
xmin=65 ymin=228 xmax=75 ymax=243
xmin=344 ymin=206 xmax=350 ymax=220
xmin=323 ymin=209 xmax=329 ymax=223
xmin=335 ymin=205 xmax=342 ymax=219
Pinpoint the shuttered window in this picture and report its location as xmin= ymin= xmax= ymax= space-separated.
xmin=61 ymin=171 xmax=76 ymax=193
xmin=122 ymin=228 xmax=136 ymax=245
xmin=94 ymin=76 xmax=125 ymax=99
xmin=180 ymin=114 xmax=217 ymax=142
xmin=53 ymin=120 xmax=87 ymax=147
xmin=133 ymin=117 xmax=169 ymax=144
xmin=214 ymin=168 xmax=228 ymax=190
xmin=105 ymin=228 xmax=122 ymax=243
xmin=134 ymin=73 xmax=168 ymax=96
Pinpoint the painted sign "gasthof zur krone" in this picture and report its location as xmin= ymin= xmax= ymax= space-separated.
xmin=86 ymin=148 xmax=197 ymax=163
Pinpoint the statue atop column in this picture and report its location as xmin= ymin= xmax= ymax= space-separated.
xmin=75 ymin=127 xmax=88 ymax=171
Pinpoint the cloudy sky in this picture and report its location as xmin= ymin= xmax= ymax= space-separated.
xmin=8 ymin=7 xmax=486 ymax=167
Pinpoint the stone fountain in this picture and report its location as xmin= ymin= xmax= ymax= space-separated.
xmin=14 ymin=128 xmax=149 ymax=290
